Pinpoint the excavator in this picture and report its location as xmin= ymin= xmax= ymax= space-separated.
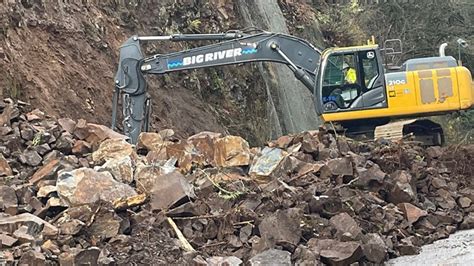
xmin=112 ymin=29 xmax=474 ymax=145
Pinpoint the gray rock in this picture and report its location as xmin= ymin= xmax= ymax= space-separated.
xmin=250 ymin=249 xmax=291 ymax=266
xmin=0 ymin=185 xmax=17 ymax=210
xmin=388 ymin=170 xmax=416 ymax=204
xmin=362 ymin=233 xmax=387 ymax=263
xmin=55 ymin=133 xmax=74 ymax=154
xmin=329 ymin=212 xmax=362 ymax=240
xmin=207 ymin=256 xmax=243 ymax=266
xmin=259 ymin=208 xmax=302 ymax=247
xmin=19 ymin=149 xmax=42 ymax=166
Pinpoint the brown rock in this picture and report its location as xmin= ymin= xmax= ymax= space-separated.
xmin=361 ymin=233 xmax=387 ymax=263
xmin=214 ymin=136 xmax=250 ymax=167
xmin=135 ymin=163 xmax=167 ymax=194
xmin=57 ymin=168 xmax=137 ymax=206
xmin=458 ymin=197 xmax=472 ymax=208
xmin=29 ymin=159 xmax=61 ymax=184
xmin=166 ymin=141 xmax=205 ymax=173
xmin=85 ymin=123 xmax=128 ymax=147
xmin=259 ymin=208 xmax=302 ymax=247
xmin=137 ymin=131 xmax=174 ymax=151
xmin=0 ymin=99 xmax=15 ymax=126
xmin=0 ymin=233 xmax=18 ymax=247
xmin=37 ymin=185 xmax=57 ymax=198
xmin=356 ymin=162 xmax=386 ymax=187
xmin=72 ymin=140 xmax=91 ymax=155
xmin=460 ymin=212 xmax=474 ymax=230
xmin=274 ymin=135 xmax=294 ymax=149
xmin=88 ymin=209 xmax=123 ymax=239
xmin=26 ymin=109 xmax=45 ymax=121
xmin=66 ymin=205 xmax=94 ymax=222
xmin=188 ymin=131 xmax=222 ymax=165
xmin=59 ymin=247 xmax=101 ymax=265
xmin=250 ymin=249 xmax=291 ymax=266
xmin=0 ymin=126 xmax=13 ymax=136
xmin=145 ymin=149 xmax=168 ymax=163
xmin=73 ymin=118 xmax=89 ymax=139
xmin=431 ymin=177 xmax=447 ymax=189
xmin=150 ymin=172 xmax=194 ymax=210
xmin=301 ymin=134 xmax=319 ymax=154
xmin=329 ymin=212 xmax=362 ymax=240
xmin=41 ymin=239 xmax=60 ymax=255
xmin=98 ymin=156 xmax=134 ymax=184
xmin=58 ymin=118 xmax=76 ymax=134
xmin=415 ymin=218 xmax=436 ymax=233
xmin=309 ymin=238 xmax=363 ymax=266
xmin=92 ymin=138 xmax=136 ymax=163
xmin=0 ymin=154 xmax=13 ymax=176
xmin=397 ymin=237 xmax=421 ymax=255
xmin=326 ymin=157 xmax=353 ymax=176
xmin=60 ymin=219 xmax=84 ymax=235
xmin=388 ymin=170 xmax=416 ymax=204
xmin=292 ymin=245 xmax=320 ymax=265
xmin=398 ymin=203 xmax=428 ymax=224
xmin=18 ymin=250 xmax=46 ymax=266
xmin=426 ymin=146 xmax=443 ymax=159
xmin=0 ymin=186 xmax=17 ymax=210
xmin=13 ymin=225 xmax=35 ymax=244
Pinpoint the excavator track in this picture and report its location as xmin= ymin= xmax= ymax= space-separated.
xmin=374 ymin=119 xmax=444 ymax=146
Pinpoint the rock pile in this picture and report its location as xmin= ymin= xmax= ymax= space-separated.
xmin=0 ymin=98 xmax=473 ymax=265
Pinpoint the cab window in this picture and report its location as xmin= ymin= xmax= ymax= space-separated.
xmin=361 ymin=51 xmax=379 ymax=89
xmin=322 ymin=53 xmax=360 ymax=110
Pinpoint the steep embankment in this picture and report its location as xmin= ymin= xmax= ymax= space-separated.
xmin=0 ymin=1 xmax=326 ymax=145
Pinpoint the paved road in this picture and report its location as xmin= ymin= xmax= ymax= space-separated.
xmin=387 ymin=230 xmax=474 ymax=265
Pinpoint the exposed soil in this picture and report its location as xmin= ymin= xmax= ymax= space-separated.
xmin=0 ymin=1 xmax=279 ymax=145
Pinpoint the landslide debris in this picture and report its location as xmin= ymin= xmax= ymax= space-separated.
xmin=0 ymin=98 xmax=473 ymax=265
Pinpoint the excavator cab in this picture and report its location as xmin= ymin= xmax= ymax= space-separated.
xmin=319 ymin=46 xmax=387 ymax=113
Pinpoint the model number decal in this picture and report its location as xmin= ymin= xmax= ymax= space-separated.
xmin=387 ymin=79 xmax=406 ymax=86
xmin=386 ymin=72 xmax=407 ymax=87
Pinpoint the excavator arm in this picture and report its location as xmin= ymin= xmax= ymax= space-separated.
xmin=113 ymin=31 xmax=323 ymax=143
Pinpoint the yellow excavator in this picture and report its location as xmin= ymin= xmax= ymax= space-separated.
xmin=112 ymin=30 xmax=474 ymax=145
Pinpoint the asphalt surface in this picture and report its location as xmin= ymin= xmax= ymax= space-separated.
xmin=387 ymin=229 xmax=474 ymax=265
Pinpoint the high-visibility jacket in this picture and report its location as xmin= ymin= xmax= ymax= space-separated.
xmin=345 ymin=68 xmax=357 ymax=84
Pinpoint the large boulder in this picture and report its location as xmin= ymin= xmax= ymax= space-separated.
xmin=57 ymin=168 xmax=137 ymax=206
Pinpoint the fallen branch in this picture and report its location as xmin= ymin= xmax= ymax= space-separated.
xmin=167 ymin=217 xmax=196 ymax=252
xmin=170 ymin=214 xmax=225 ymax=220
xmin=332 ymin=177 xmax=360 ymax=190
xmin=198 ymin=241 xmax=227 ymax=249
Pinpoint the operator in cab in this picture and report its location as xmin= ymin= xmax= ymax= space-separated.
xmin=342 ymin=62 xmax=357 ymax=84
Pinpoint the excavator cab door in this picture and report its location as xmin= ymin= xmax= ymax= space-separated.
xmin=318 ymin=48 xmax=387 ymax=113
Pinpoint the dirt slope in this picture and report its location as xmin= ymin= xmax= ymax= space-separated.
xmin=0 ymin=1 xmax=324 ymax=145
xmin=0 ymin=1 xmax=262 ymax=142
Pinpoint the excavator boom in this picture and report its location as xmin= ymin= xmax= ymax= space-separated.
xmin=113 ymin=31 xmax=322 ymax=143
